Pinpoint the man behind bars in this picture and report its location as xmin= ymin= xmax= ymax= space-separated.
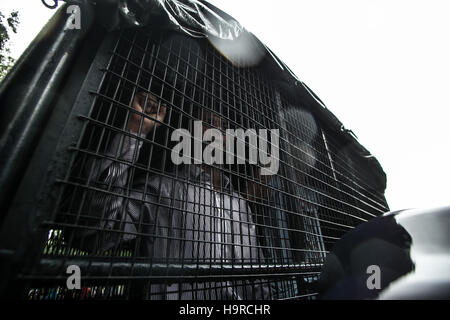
xmin=79 ymin=91 xmax=270 ymax=300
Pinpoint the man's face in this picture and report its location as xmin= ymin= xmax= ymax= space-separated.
xmin=202 ymin=111 xmax=227 ymax=130
xmin=201 ymin=111 xmax=229 ymax=147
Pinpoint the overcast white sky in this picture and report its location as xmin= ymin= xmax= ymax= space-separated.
xmin=1 ymin=0 xmax=449 ymax=211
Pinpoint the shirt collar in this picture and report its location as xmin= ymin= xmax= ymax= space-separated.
xmin=184 ymin=165 xmax=231 ymax=189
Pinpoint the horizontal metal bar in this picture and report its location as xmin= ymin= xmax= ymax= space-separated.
xmin=19 ymin=257 xmax=322 ymax=285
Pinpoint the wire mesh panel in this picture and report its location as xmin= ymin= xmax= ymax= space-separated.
xmin=22 ymin=26 xmax=388 ymax=300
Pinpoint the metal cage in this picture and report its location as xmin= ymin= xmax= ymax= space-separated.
xmin=0 ymin=3 xmax=389 ymax=300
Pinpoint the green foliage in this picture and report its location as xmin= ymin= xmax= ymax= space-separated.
xmin=0 ymin=10 xmax=19 ymax=81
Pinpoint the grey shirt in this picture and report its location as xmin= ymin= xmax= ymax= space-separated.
xmin=81 ymin=132 xmax=270 ymax=299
